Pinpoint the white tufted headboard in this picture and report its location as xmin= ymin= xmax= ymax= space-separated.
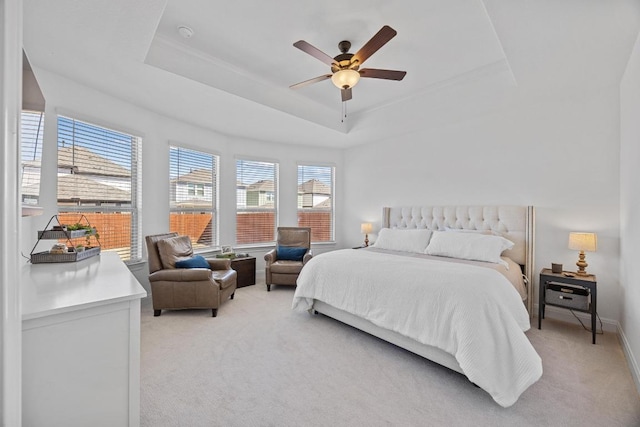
xmin=382 ymin=206 xmax=535 ymax=312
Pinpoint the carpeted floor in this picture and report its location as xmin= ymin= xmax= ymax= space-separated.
xmin=140 ymin=281 xmax=640 ymax=427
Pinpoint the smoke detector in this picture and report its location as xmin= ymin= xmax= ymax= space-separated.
xmin=177 ymin=26 xmax=194 ymax=39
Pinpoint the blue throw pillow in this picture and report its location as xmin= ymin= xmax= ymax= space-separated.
xmin=175 ymin=255 xmax=210 ymax=269
xmin=277 ymin=246 xmax=307 ymax=261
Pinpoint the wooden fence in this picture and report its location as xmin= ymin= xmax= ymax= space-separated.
xmin=57 ymin=211 xmax=333 ymax=251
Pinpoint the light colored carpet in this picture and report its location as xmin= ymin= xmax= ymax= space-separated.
xmin=140 ymin=281 xmax=640 ymax=427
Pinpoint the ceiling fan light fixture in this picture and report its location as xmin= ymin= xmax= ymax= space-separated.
xmin=291 ymin=26 xmax=405 ymax=103
xmin=331 ymin=69 xmax=360 ymax=89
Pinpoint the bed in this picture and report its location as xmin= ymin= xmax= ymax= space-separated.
xmin=292 ymin=205 xmax=542 ymax=407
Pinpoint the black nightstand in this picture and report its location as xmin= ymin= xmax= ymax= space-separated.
xmin=538 ymin=268 xmax=598 ymax=344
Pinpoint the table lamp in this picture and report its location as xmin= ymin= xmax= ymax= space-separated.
xmin=361 ymin=223 xmax=372 ymax=247
xmin=568 ymin=232 xmax=597 ymax=276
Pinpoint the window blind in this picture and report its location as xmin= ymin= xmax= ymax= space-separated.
xmin=236 ymin=159 xmax=278 ymax=245
xmin=297 ymin=164 xmax=334 ymax=242
xmin=57 ymin=116 xmax=142 ymax=263
xmin=169 ymin=146 xmax=218 ymax=250
xmin=20 ymin=110 xmax=45 ymax=205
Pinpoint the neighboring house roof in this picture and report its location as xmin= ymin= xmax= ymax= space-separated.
xmin=247 ymin=179 xmax=274 ymax=192
xmin=57 ymin=174 xmax=131 ymax=203
xmin=314 ymin=198 xmax=332 ymax=208
xmin=58 ymin=146 xmax=131 ymax=178
xmin=171 ymin=169 xmax=212 ymax=184
xmin=298 ymin=178 xmax=331 ymax=195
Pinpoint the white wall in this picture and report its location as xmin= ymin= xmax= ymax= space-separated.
xmin=23 ymin=69 xmax=343 ymax=292
xmin=620 ymin=30 xmax=640 ymax=391
xmin=343 ymin=87 xmax=621 ymax=326
xmin=2 ymin=0 xmax=23 ymax=424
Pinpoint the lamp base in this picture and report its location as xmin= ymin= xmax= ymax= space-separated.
xmin=364 ymin=234 xmax=369 ymax=247
xmin=576 ymin=251 xmax=588 ymax=276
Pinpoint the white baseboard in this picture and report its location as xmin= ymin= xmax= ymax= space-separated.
xmin=618 ymin=323 xmax=640 ymax=396
xmin=533 ymin=303 xmax=617 ymax=333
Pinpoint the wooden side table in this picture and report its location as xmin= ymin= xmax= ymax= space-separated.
xmin=231 ymin=256 xmax=256 ymax=288
xmin=538 ymin=268 xmax=598 ymax=344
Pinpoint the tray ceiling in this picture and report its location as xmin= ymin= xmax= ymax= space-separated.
xmin=22 ymin=0 xmax=640 ymax=147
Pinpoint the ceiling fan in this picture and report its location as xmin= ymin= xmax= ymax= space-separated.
xmin=290 ymin=25 xmax=407 ymax=102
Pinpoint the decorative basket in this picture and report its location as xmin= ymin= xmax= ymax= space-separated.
xmin=37 ymin=229 xmax=95 ymax=240
xmin=30 ymin=246 xmax=101 ymax=264
xmin=30 ymin=215 xmax=101 ymax=264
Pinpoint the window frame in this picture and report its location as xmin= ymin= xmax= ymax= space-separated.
xmin=169 ymin=143 xmax=220 ymax=251
xmin=20 ymin=110 xmax=45 ymax=206
xmin=297 ymin=162 xmax=335 ymax=243
xmin=56 ymin=115 xmax=142 ymax=263
xmin=235 ymin=156 xmax=279 ymax=247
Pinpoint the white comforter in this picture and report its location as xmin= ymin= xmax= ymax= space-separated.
xmin=292 ymin=249 xmax=542 ymax=407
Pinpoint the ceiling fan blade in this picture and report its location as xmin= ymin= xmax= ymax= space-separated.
xmin=359 ymin=68 xmax=407 ymax=81
xmin=341 ymin=87 xmax=352 ymax=102
xmin=351 ymin=25 xmax=397 ymax=67
xmin=290 ymin=74 xmax=332 ymax=89
xmin=293 ymin=40 xmax=338 ymax=66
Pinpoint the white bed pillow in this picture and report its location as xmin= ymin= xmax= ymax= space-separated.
xmin=444 ymin=227 xmax=492 ymax=235
xmin=372 ymin=228 xmax=433 ymax=253
xmin=425 ymin=231 xmax=514 ymax=268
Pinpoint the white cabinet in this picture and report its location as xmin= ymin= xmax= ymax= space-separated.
xmin=22 ymin=252 xmax=147 ymax=427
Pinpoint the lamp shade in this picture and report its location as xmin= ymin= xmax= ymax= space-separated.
xmin=331 ymin=69 xmax=360 ymax=89
xmin=361 ymin=223 xmax=373 ymax=234
xmin=568 ymin=232 xmax=597 ymax=252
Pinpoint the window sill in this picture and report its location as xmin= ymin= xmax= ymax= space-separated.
xmin=22 ymin=205 xmax=43 ymax=217
xmin=195 ymin=241 xmax=336 ymax=256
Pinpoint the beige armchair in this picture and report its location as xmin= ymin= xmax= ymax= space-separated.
xmin=145 ymin=233 xmax=237 ymax=317
xmin=264 ymin=227 xmax=313 ymax=291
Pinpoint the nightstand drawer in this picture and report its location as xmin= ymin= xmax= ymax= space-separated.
xmin=545 ymin=282 xmax=589 ymax=310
